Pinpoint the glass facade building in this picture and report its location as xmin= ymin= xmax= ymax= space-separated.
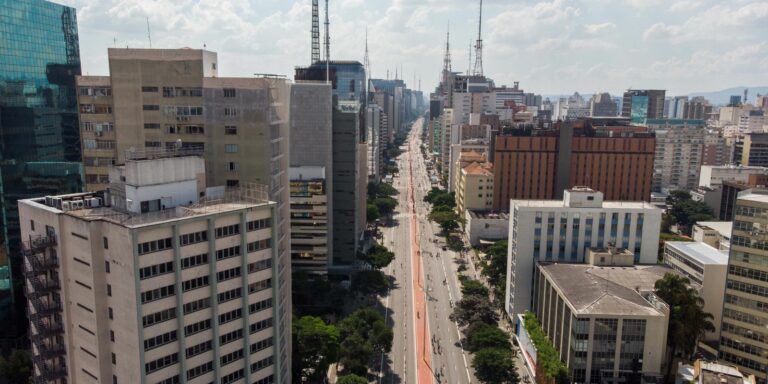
xmin=0 ymin=0 xmax=83 ymax=319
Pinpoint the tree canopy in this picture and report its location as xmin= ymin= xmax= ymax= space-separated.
xmin=351 ymin=270 xmax=390 ymax=296
xmin=292 ymin=316 xmax=340 ymax=382
xmin=337 ymin=374 xmax=368 ymax=384
xmin=0 ymin=350 xmax=31 ymax=384
xmin=481 ymin=240 xmax=508 ymax=300
xmin=465 ymin=323 xmax=511 ymax=352
xmin=664 ymin=190 xmax=715 ymax=235
xmin=472 ymin=347 xmax=520 ymax=384
xmin=338 ymin=309 xmax=393 ymax=376
xmin=654 ymin=273 xmax=715 ymax=379
xmin=361 ymin=243 xmax=395 ymax=270
xmin=450 ymin=279 xmax=498 ymax=327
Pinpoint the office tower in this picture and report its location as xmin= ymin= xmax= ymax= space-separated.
xmin=289 ymin=83 xmax=332 ymax=272
xmin=622 ymin=89 xmax=666 ymax=123
xmin=295 ymin=61 xmax=366 ymax=106
xmin=528 ymin=258 xmax=670 ymax=383
xmin=77 ymin=48 xmax=292 ymax=382
xmin=645 ymin=119 xmax=706 ymax=193
xmin=680 ymin=96 xmax=713 ymax=120
xmin=719 ymin=191 xmax=768 ymax=383
xmin=331 ymin=103 xmax=365 ymax=266
xmin=505 ymin=188 xmax=662 ymax=323
xmin=734 ymin=133 xmax=768 ymax=167
xmin=289 ymin=166 xmax=329 ymax=272
xmin=729 ymin=95 xmax=742 ymax=106
xmin=664 ymin=96 xmax=688 ymax=119
xmin=703 ymin=132 xmax=727 ymax=166
xmin=589 ymin=92 xmax=618 ymax=117
xmin=20 ymin=154 xmax=282 ymax=384
xmin=0 ymin=0 xmax=84 ymax=323
xmin=492 ymin=119 xmax=656 ymax=211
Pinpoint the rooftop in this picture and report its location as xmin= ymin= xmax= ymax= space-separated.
xmin=698 ymin=361 xmax=754 ymax=384
xmin=737 ymin=191 xmax=768 ymax=204
xmin=22 ymin=185 xmax=272 ymax=229
xmin=695 ymin=221 xmax=733 ymax=239
xmin=511 ymin=199 xmax=657 ymax=210
xmin=463 ymin=162 xmax=493 ymax=176
xmin=666 ymin=241 xmax=729 ymax=265
xmin=539 ymin=263 xmax=672 ymax=316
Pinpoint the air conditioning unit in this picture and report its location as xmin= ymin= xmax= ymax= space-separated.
xmin=90 ymin=198 xmax=101 ymax=208
xmin=61 ymin=202 xmax=71 ymax=211
xmin=72 ymin=200 xmax=84 ymax=209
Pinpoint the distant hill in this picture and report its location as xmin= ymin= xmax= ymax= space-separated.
xmin=688 ymin=86 xmax=768 ymax=106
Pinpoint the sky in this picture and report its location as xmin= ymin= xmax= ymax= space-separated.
xmin=57 ymin=0 xmax=768 ymax=96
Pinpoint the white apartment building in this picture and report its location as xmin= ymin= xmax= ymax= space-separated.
xmin=663 ymin=241 xmax=729 ymax=341
xmin=505 ymin=188 xmax=662 ymax=323
xmin=20 ymin=154 xmax=283 ymax=384
xmin=698 ymin=165 xmax=768 ymax=188
xmin=692 ymin=221 xmax=732 ymax=251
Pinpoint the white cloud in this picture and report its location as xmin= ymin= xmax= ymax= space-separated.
xmin=584 ymin=22 xmax=616 ymax=34
xmin=643 ymin=1 xmax=768 ymax=43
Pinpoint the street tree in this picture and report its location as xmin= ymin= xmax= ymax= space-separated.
xmin=450 ymin=294 xmax=498 ymax=327
xmin=472 ymin=347 xmax=520 ymax=384
xmin=361 ymin=244 xmax=395 ymax=270
xmin=338 ymin=308 xmax=393 ymax=376
xmin=0 ymin=349 xmax=31 ymax=384
xmin=460 ymin=279 xmax=490 ymax=297
xmin=481 ymin=240 xmax=508 ymax=299
xmin=366 ymin=203 xmax=380 ymax=223
xmin=292 ymin=316 xmax=340 ymax=382
xmin=351 ymin=270 xmax=389 ymax=296
xmin=337 ymin=374 xmax=368 ymax=384
xmin=654 ymin=273 xmax=715 ymax=380
xmin=465 ymin=323 xmax=512 ymax=352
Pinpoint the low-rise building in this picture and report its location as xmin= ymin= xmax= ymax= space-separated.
xmin=692 ymin=221 xmax=732 ymax=251
xmin=663 ymin=241 xmax=729 ymax=341
xmin=464 ymin=210 xmax=509 ymax=246
xmin=699 ymin=165 xmax=768 ymax=189
xmin=528 ymin=257 xmax=671 ymax=383
xmin=505 ymin=187 xmax=662 ymax=323
xmin=677 ymin=360 xmax=758 ymax=384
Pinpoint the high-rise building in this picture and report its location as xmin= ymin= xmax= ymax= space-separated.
xmin=492 ymin=119 xmax=656 ymax=210
xmin=77 ymin=48 xmax=292 ymax=382
xmin=20 ymin=154 xmax=284 ymax=384
xmin=0 ymin=0 xmax=84 ymax=323
xmin=719 ymin=191 xmax=768 ymax=383
xmin=622 ymin=89 xmax=666 ymax=123
xmin=505 ymin=187 xmax=662 ymax=323
xmin=589 ymin=92 xmax=618 ymax=117
xmin=295 ymin=61 xmax=366 ymax=107
xmin=703 ymin=132 xmax=727 ymax=166
xmin=645 ymin=119 xmax=706 ymax=193
xmin=735 ymin=133 xmax=768 ymax=167
xmin=680 ymin=96 xmax=713 ymax=120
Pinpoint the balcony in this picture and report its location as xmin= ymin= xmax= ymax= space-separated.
xmin=32 ymin=355 xmax=67 ymax=383
xmin=21 ymin=234 xmax=57 ymax=255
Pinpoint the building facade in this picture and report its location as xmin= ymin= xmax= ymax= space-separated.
xmin=20 ymin=155 xmax=284 ymax=384
xmin=663 ymin=241 xmax=729 ymax=341
xmin=492 ymin=120 xmax=656 ymax=210
xmin=589 ymin=92 xmax=618 ymax=117
xmin=719 ymin=192 xmax=768 ymax=383
xmin=76 ymin=48 xmax=292 ymax=382
xmin=289 ymin=166 xmax=328 ymax=273
xmin=646 ymin=119 xmax=706 ymax=193
xmin=530 ymin=261 xmax=669 ymax=383
xmin=0 ymin=0 xmax=84 ymax=321
xmin=505 ymin=188 xmax=662 ymax=323
xmin=455 ymin=162 xmax=494 ymax=216
xmin=622 ymin=90 xmax=666 ymax=123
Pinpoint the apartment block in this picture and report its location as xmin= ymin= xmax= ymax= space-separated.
xmin=528 ymin=259 xmax=670 ymax=383
xmin=289 ymin=166 xmax=328 ymax=272
xmin=20 ymin=154 xmax=283 ymax=384
xmin=645 ymin=119 xmax=706 ymax=193
xmin=455 ymin=162 xmax=494 ymax=216
xmin=505 ymin=188 xmax=662 ymax=323
xmin=76 ymin=48 xmax=292 ymax=383
xmin=719 ymin=192 xmax=768 ymax=383
xmin=493 ymin=120 xmax=656 ymax=210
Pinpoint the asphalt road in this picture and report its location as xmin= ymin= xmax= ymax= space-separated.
xmin=378 ymin=119 xmax=479 ymax=384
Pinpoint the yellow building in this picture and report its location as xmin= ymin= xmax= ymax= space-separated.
xmin=455 ymin=161 xmax=494 ymax=217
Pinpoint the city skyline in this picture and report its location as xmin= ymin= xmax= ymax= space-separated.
xmin=57 ymin=0 xmax=767 ymax=95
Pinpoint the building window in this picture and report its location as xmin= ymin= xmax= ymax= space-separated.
xmin=142 ymin=86 xmax=158 ymax=92
xmin=225 ymin=144 xmax=239 ymax=153
xmin=103 ymin=237 xmax=109 ymax=249
xmin=225 ymin=125 xmax=237 ymax=135
xmin=226 ymin=162 xmax=239 ymax=172
xmin=224 ymin=107 xmax=238 ymax=117
xmin=142 ymin=105 xmax=160 ymax=111
xmin=30 ymin=220 xmax=35 ymax=231
xmin=227 ymin=179 xmax=240 ymax=187
xmin=223 ymin=88 xmax=236 ymax=98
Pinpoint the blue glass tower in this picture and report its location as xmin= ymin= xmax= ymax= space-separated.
xmin=0 ymin=0 xmax=84 ymax=321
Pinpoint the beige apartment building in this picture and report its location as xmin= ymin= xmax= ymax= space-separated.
xmin=76 ymin=48 xmax=292 ymax=379
xmin=719 ymin=192 xmax=768 ymax=383
xmin=20 ymin=154 xmax=284 ymax=384
xmin=455 ymin=161 xmax=493 ymax=217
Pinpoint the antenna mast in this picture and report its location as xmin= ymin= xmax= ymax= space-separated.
xmin=442 ymin=22 xmax=451 ymax=74
xmin=311 ymin=0 xmax=320 ymax=63
xmin=363 ymin=27 xmax=370 ymax=100
xmin=467 ymin=41 xmax=472 ymax=75
xmin=472 ymin=0 xmax=484 ymax=76
xmin=146 ymin=17 xmax=152 ymax=49
xmin=324 ymin=0 xmax=330 ymax=83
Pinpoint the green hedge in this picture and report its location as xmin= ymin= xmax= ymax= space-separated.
xmin=522 ymin=312 xmax=569 ymax=381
